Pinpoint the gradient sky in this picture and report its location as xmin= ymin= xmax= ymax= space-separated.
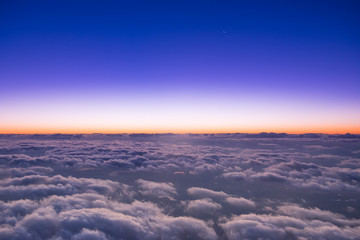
xmin=1 ymin=0 xmax=359 ymax=133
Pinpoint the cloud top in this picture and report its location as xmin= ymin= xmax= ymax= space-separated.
xmin=0 ymin=134 xmax=359 ymax=239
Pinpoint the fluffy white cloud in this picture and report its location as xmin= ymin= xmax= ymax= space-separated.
xmin=0 ymin=175 xmax=130 ymax=201
xmin=0 ymin=198 xmax=217 ymax=240
xmin=185 ymin=198 xmax=222 ymax=217
xmin=225 ymin=197 xmax=255 ymax=209
xmin=136 ymin=179 xmax=177 ymax=199
xmin=187 ymin=187 xmax=228 ymax=200
xmin=72 ymin=228 xmax=108 ymax=240
xmin=221 ymin=207 xmax=360 ymax=240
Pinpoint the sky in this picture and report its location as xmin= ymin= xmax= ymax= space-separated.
xmin=1 ymin=0 xmax=359 ymax=133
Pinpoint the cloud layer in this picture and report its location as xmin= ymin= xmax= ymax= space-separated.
xmin=0 ymin=134 xmax=359 ymax=239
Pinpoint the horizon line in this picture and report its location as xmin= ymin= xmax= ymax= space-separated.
xmin=1 ymin=132 xmax=359 ymax=135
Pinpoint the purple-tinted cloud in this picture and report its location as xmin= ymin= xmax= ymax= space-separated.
xmin=0 ymin=134 xmax=359 ymax=239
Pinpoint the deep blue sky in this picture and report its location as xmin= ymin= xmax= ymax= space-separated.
xmin=0 ymin=0 xmax=359 ymax=133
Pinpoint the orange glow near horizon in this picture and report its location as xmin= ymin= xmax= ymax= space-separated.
xmin=1 ymin=125 xmax=359 ymax=135
xmin=1 ymin=94 xmax=359 ymax=135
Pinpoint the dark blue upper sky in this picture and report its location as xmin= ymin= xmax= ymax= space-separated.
xmin=0 ymin=0 xmax=359 ymax=133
